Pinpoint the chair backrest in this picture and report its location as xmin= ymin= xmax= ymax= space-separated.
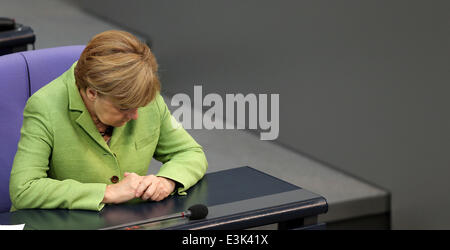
xmin=22 ymin=46 xmax=85 ymax=95
xmin=0 ymin=46 xmax=85 ymax=212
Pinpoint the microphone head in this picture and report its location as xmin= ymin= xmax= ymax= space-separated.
xmin=187 ymin=204 xmax=208 ymax=220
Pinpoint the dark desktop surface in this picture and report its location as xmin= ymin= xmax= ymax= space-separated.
xmin=0 ymin=166 xmax=327 ymax=230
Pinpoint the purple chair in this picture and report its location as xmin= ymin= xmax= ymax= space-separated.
xmin=0 ymin=46 xmax=85 ymax=212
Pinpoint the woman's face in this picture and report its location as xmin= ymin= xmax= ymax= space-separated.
xmin=93 ymin=93 xmax=139 ymax=127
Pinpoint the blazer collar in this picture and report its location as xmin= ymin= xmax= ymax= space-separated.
xmin=66 ymin=62 xmax=86 ymax=112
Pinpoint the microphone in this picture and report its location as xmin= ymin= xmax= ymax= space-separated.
xmin=100 ymin=204 xmax=208 ymax=230
xmin=184 ymin=204 xmax=209 ymax=220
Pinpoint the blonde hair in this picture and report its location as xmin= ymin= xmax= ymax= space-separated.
xmin=75 ymin=30 xmax=160 ymax=108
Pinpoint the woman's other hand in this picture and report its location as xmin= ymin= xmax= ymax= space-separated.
xmin=135 ymin=175 xmax=176 ymax=202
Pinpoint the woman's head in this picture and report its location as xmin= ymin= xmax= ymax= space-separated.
xmin=75 ymin=30 xmax=160 ymax=127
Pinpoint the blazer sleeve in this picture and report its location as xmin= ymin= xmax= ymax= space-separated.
xmin=9 ymin=95 xmax=107 ymax=211
xmin=153 ymin=94 xmax=208 ymax=195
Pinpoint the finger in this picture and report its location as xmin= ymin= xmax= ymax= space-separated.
xmin=159 ymin=177 xmax=176 ymax=194
xmin=142 ymin=180 xmax=158 ymax=200
xmin=124 ymin=172 xmax=138 ymax=183
xmin=158 ymin=178 xmax=173 ymax=199
xmin=131 ymin=175 xmax=145 ymax=191
xmin=124 ymin=172 xmax=139 ymax=179
xmin=135 ymin=176 xmax=152 ymax=198
xmin=156 ymin=191 xmax=168 ymax=202
xmin=158 ymin=178 xmax=174 ymax=201
xmin=156 ymin=185 xmax=169 ymax=201
xmin=150 ymin=184 xmax=162 ymax=201
xmin=150 ymin=189 xmax=161 ymax=201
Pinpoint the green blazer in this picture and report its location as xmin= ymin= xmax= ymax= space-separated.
xmin=9 ymin=62 xmax=208 ymax=211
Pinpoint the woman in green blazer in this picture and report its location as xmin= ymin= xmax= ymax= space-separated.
xmin=9 ymin=30 xmax=208 ymax=211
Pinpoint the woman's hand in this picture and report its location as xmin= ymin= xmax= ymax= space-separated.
xmin=135 ymin=175 xmax=176 ymax=202
xmin=102 ymin=172 xmax=143 ymax=204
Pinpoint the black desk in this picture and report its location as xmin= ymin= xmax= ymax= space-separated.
xmin=0 ymin=166 xmax=328 ymax=230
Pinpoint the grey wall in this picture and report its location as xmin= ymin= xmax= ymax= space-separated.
xmin=75 ymin=0 xmax=450 ymax=229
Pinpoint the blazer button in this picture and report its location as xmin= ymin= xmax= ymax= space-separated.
xmin=110 ymin=176 xmax=119 ymax=184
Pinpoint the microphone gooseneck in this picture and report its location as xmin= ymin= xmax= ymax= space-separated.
xmin=100 ymin=203 xmax=209 ymax=230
